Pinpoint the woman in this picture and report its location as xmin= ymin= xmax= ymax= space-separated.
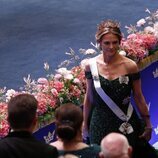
xmin=50 ymin=103 xmax=100 ymax=158
xmin=83 ymin=19 xmax=157 ymax=158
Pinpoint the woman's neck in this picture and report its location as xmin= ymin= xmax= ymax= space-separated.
xmin=63 ymin=135 xmax=83 ymax=146
xmin=58 ymin=135 xmax=88 ymax=151
xmin=101 ymin=52 xmax=120 ymax=65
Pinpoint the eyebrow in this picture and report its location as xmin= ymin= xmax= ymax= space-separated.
xmin=104 ymin=41 xmax=119 ymax=44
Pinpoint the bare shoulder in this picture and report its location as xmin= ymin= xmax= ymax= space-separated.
xmin=122 ymin=56 xmax=139 ymax=73
xmin=50 ymin=140 xmax=63 ymax=150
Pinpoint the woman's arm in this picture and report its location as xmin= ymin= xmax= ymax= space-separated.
xmin=126 ymin=60 xmax=152 ymax=141
xmin=83 ymin=65 xmax=94 ymax=134
xmin=132 ymin=78 xmax=152 ymax=141
xmin=83 ymin=79 xmax=93 ymax=130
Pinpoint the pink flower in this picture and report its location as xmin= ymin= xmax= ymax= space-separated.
xmin=73 ymin=78 xmax=80 ymax=84
xmin=54 ymin=74 xmax=62 ymax=80
xmin=35 ymin=93 xmax=48 ymax=115
xmin=0 ymin=102 xmax=9 ymax=138
xmin=53 ymin=81 xmax=64 ymax=92
xmin=0 ymin=120 xmax=9 ymax=138
xmin=51 ymin=88 xmax=58 ymax=97
xmin=121 ymin=33 xmax=158 ymax=60
xmin=37 ymin=78 xmax=48 ymax=85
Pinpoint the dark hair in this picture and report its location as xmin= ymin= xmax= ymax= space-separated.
xmin=55 ymin=103 xmax=83 ymax=142
xmin=8 ymin=93 xmax=38 ymax=129
xmin=95 ymin=19 xmax=122 ymax=43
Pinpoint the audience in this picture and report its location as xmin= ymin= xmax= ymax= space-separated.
xmin=99 ymin=132 xmax=132 ymax=158
xmin=50 ymin=103 xmax=100 ymax=158
xmin=0 ymin=93 xmax=58 ymax=158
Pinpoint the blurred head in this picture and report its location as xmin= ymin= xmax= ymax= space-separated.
xmin=55 ymin=103 xmax=83 ymax=142
xmin=8 ymin=93 xmax=38 ymax=131
xmin=99 ymin=132 xmax=132 ymax=158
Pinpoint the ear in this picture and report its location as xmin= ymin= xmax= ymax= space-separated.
xmin=128 ymin=146 xmax=133 ymax=158
xmin=32 ymin=115 xmax=38 ymax=132
xmin=99 ymin=152 xmax=105 ymax=158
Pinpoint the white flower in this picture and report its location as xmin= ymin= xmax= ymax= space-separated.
xmin=154 ymin=22 xmax=158 ymax=38
xmin=56 ymin=67 xmax=71 ymax=76
xmin=73 ymin=78 xmax=80 ymax=84
xmin=59 ymin=97 xmax=64 ymax=103
xmin=119 ymin=50 xmax=126 ymax=56
xmin=154 ymin=31 xmax=158 ymax=38
xmin=64 ymin=74 xmax=73 ymax=80
xmin=136 ymin=18 xmax=146 ymax=27
xmin=44 ymin=62 xmax=49 ymax=71
xmin=37 ymin=78 xmax=48 ymax=84
xmin=144 ymin=26 xmax=154 ymax=34
xmin=154 ymin=22 xmax=158 ymax=30
xmin=5 ymin=89 xmax=16 ymax=102
xmin=84 ymin=49 xmax=96 ymax=55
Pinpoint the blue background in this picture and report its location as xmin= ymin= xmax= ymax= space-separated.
xmin=0 ymin=0 xmax=158 ymax=89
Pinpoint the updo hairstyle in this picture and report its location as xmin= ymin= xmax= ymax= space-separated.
xmin=95 ymin=19 xmax=122 ymax=43
xmin=55 ymin=103 xmax=83 ymax=142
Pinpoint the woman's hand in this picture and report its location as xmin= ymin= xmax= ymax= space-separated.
xmin=139 ymin=127 xmax=152 ymax=141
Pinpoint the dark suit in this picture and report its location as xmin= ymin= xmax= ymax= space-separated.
xmin=0 ymin=131 xmax=58 ymax=158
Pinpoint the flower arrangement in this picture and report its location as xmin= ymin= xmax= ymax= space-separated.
xmin=121 ymin=8 xmax=158 ymax=62
xmin=0 ymin=9 xmax=158 ymax=138
xmin=0 ymin=60 xmax=88 ymax=137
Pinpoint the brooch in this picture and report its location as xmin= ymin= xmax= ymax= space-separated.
xmin=93 ymin=74 xmax=99 ymax=81
xmin=119 ymin=76 xmax=129 ymax=84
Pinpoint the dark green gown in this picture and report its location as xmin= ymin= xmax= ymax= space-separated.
xmin=89 ymin=73 xmax=141 ymax=146
xmin=88 ymin=72 xmax=158 ymax=158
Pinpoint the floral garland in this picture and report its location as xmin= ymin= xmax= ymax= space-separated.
xmin=0 ymin=8 xmax=158 ymax=138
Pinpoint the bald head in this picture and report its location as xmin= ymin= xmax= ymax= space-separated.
xmin=100 ymin=133 xmax=132 ymax=158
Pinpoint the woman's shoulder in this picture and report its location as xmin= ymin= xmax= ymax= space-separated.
xmin=50 ymin=140 xmax=63 ymax=150
xmin=121 ymin=55 xmax=139 ymax=73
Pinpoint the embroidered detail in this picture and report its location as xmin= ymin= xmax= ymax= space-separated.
xmin=119 ymin=122 xmax=134 ymax=134
xmin=122 ymin=96 xmax=131 ymax=105
xmin=93 ymin=74 xmax=99 ymax=81
xmin=119 ymin=76 xmax=129 ymax=84
xmin=43 ymin=131 xmax=56 ymax=143
xmin=153 ymin=68 xmax=158 ymax=78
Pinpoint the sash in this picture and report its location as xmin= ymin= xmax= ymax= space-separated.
xmin=89 ymin=58 xmax=134 ymax=134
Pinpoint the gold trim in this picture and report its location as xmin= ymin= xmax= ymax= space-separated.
xmin=137 ymin=51 xmax=158 ymax=71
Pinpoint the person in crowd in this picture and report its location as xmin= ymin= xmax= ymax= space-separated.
xmin=0 ymin=93 xmax=58 ymax=158
xmin=50 ymin=103 xmax=100 ymax=158
xmin=99 ymin=132 xmax=132 ymax=158
xmin=83 ymin=19 xmax=158 ymax=158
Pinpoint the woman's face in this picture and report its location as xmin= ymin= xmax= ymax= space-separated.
xmin=100 ymin=33 xmax=120 ymax=57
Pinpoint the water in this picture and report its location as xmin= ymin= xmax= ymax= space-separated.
xmin=0 ymin=0 xmax=158 ymax=89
